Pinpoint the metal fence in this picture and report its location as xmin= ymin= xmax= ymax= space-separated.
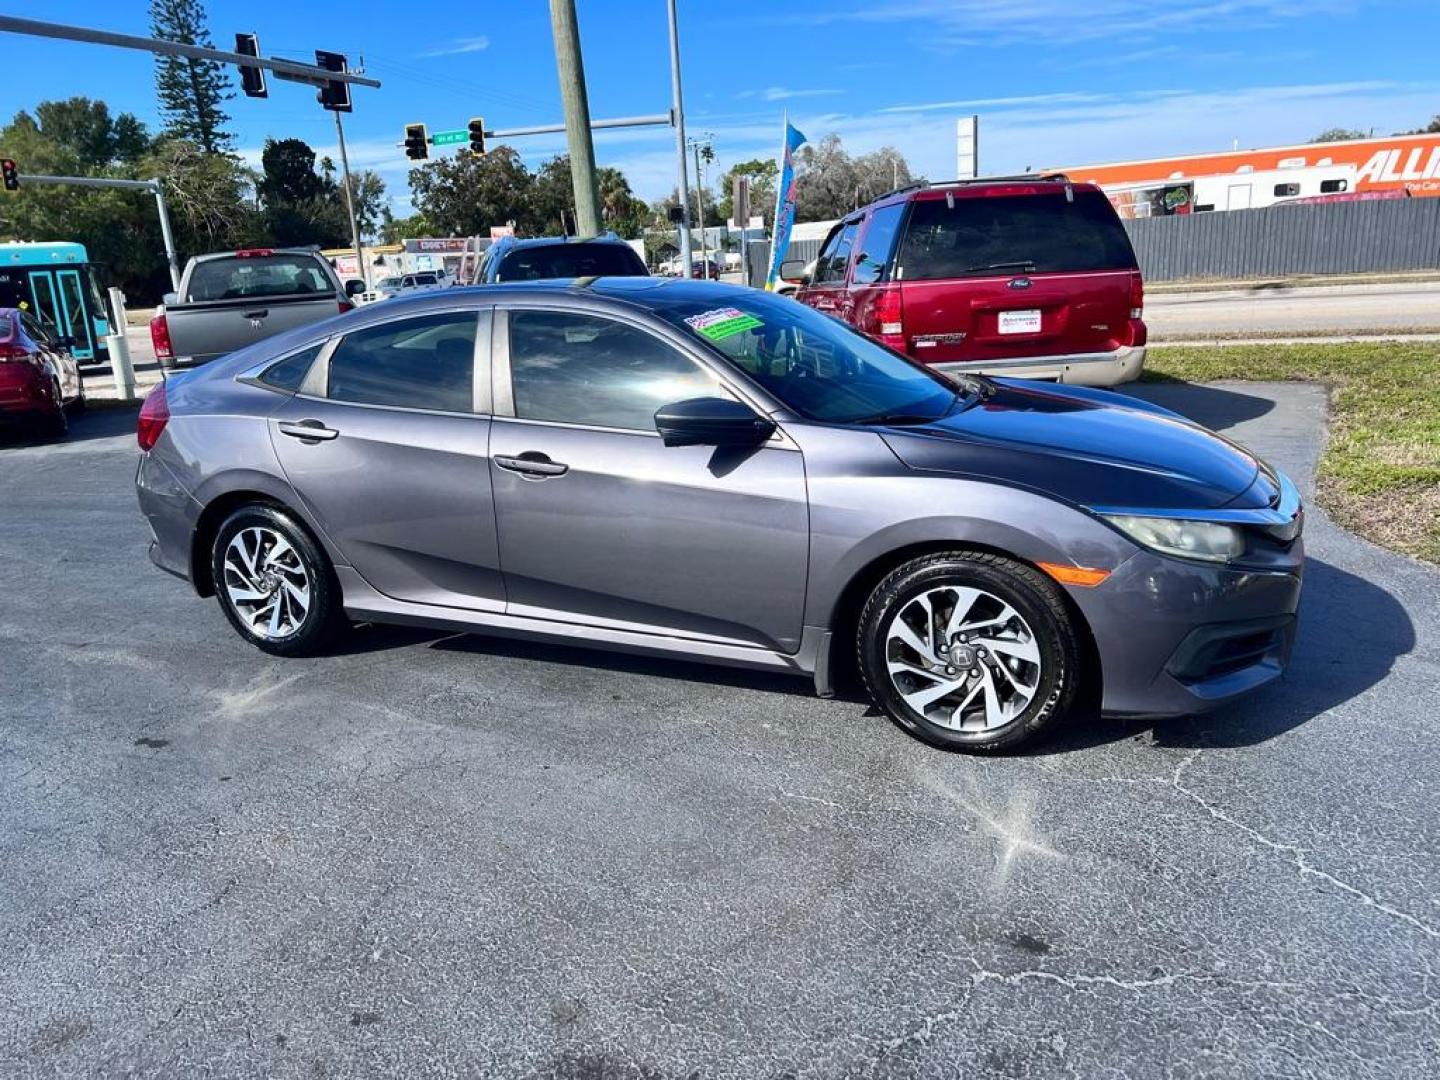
xmin=749 ymin=198 xmax=1440 ymax=286
xmin=1124 ymin=197 xmax=1440 ymax=281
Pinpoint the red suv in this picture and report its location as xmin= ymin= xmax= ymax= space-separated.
xmin=787 ymin=176 xmax=1146 ymax=385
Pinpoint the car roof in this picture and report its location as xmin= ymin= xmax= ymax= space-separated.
xmin=862 ymin=176 xmax=1104 ymax=213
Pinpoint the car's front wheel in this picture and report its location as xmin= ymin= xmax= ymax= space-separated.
xmin=211 ymin=504 xmax=347 ymax=657
xmin=858 ymin=551 xmax=1080 ymax=752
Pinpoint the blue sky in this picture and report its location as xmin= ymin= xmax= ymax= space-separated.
xmin=3 ymin=0 xmax=1437 ymax=213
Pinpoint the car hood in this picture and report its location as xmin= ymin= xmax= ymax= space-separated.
xmin=880 ymin=379 xmax=1266 ymax=511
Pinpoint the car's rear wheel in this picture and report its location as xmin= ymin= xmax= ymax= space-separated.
xmin=211 ymin=505 xmax=347 ymax=657
xmin=41 ymin=381 xmax=68 ymax=439
xmin=858 ymin=551 xmax=1080 ymax=752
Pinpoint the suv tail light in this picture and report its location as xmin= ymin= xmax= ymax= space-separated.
xmin=338 ymin=299 xmax=354 ymax=314
xmin=137 ymin=383 xmax=170 ymax=451
xmin=150 ymin=311 xmax=174 ymax=361
xmin=0 ymin=341 xmax=31 ymax=361
xmin=866 ymin=284 xmax=907 ymax=351
xmin=1129 ymin=271 xmax=1144 ymax=320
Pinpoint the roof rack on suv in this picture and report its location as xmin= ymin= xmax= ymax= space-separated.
xmin=874 ymin=172 xmax=1072 ymax=202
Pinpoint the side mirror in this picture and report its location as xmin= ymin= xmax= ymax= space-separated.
xmin=344 ymin=279 xmax=367 ymax=297
xmin=655 ymin=396 xmax=776 ymax=448
xmin=779 ymin=259 xmax=809 ymax=284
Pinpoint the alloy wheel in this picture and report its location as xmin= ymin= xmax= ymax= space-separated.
xmin=221 ymin=526 xmax=311 ymax=640
xmin=884 ymin=585 xmax=1043 ymax=731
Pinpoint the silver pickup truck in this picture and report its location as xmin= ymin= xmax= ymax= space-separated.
xmin=149 ymin=248 xmax=365 ymax=368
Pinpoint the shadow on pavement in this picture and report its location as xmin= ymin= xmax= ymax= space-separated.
xmin=1122 ymin=380 xmax=1276 ymax=432
xmin=0 ymin=403 xmax=141 ymax=450
xmin=1042 ymin=556 xmax=1414 ymax=753
xmin=427 ymin=632 xmax=819 ymax=699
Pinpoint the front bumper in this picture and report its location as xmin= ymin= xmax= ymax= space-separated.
xmin=1071 ymin=541 xmax=1304 ymax=717
xmin=935 ymin=344 xmax=1145 ymax=387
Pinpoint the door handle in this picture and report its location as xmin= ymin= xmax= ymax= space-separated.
xmin=277 ymin=419 xmax=339 ymax=442
xmin=494 ymin=452 xmax=569 ymax=479
xmin=243 ymin=309 xmax=269 ymax=320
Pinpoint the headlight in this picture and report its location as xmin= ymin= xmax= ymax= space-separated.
xmin=1103 ymin=514 xmax=1245 ymax=563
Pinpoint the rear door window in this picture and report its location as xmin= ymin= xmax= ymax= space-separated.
xmin=327 ymin=312 xmax=477 ymax=413
xmin=259 ymin=343 xmax=325 ymax=393
xmin=187 ymin=255 xmax=334 ymax=302
xmin=851 ymin=204 xmax=906 ymax=286
xmin=495 ymin=243 xmax=647 ymax=281
xmin=897 ymin=190 xmax=1137 ymax=280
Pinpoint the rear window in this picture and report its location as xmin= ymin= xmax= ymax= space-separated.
xmin=897 ymin=189 xmax=1137 ymax=280
xmin=495 ymin=242 xmax=647 ymax=282
xmin=187 ymin=254 xmax=334 ymax=302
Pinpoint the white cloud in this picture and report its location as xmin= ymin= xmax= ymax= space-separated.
xmin=419 ymin=35 xmax=490 ymax=59
xmin=737 ymin=86 xmax=843 ymax=102
xmin=766 ymin=0 xmax=1346 ymax=47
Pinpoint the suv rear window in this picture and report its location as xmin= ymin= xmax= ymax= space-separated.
xmin=494 ymin=242 xmax=647 ymax=282
xmin=187 ymin=254 xmax=334 ymax=302
xmin=897 ymin=189 xmax=1137 ymax=280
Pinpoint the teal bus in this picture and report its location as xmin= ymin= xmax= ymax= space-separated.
xmin=0 ymin=242 xmax=115 ymax=366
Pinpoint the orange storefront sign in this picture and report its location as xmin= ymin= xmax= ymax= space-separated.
xmin=1062 ymin=133 xmax=1440 ymax=198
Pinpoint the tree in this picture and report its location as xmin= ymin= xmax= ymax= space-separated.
xmin=258 ymin=138 xmax=328 ymax=205
xmin=144 ymin=139 xmax=263 ymax=252
xmin=409 ymin=147 xmax=533 ymax=236
xmin=379 ymin=210 xmax=435 ymax=245
xmin=792 ymin=135 xmax=920 ymax=221
xmin=1311 ymin=128 xmax=1369 ymax=143
xmin=717 ymin=158 xmax=779 ymax=228
xmin=33 ymin=99 xmax=150 ymax=170
xmin=345 ymin=171 xmax=388 ymax=239
xmin=150 ymin=0 xmax=234 ymax=154
xmin=1396 ymin=116 xmax=1440 ymax=135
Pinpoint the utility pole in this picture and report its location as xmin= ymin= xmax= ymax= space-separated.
xmin=666 ymin=0 xmax=692 ymax=278
xmin=332 ymin=110 xmax=367 ymax=286
xmin=549 ymin=0 xmax=601 ymax=237
xmin=692 ymin=141 xmax=707 ymax=272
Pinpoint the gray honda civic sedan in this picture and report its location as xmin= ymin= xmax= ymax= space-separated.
xmin=135 ymin=278 xmax=1303 ymax=752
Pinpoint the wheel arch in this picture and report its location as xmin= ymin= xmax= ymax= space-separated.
xmin=821 ymin=539 xmax=1103 ymax=704
xmin=189 ymin=486 xmax=334 ymax=598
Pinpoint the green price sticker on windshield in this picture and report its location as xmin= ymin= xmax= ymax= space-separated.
xmin=685 ymin=307 xmax=763 ymax=341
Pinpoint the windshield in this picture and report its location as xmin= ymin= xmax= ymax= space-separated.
xmin=653 ymin=291 xmax=960 ymax=424
xmin=377 ymin=277 xmax=401 ymax=289
xmin=496 ymin=242 xmax=648 ymax=282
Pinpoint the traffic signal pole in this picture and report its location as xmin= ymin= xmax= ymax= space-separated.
xmin=17 ymin=173 xmax=181 ymax=291
xmin=666 ymin=0 xmax=693 ymax=278
xmin=548 ymin=0 xmax=602 ymax=238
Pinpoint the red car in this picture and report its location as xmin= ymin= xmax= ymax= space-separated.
xmin=786 ymin=175 xmax=1147 ymax=386
xmin=0 ymin=307 xmax=85 ymax=438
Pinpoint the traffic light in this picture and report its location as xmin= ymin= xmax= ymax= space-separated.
xmin=1 ymin=159 xmax=18 ymax=193
xmin=404 ymin=124 xmax=429 ymax=161
xmin=234 ymin=33 xmax=267 ymax=98
xmin=314 ymin=50 xmax=351 ymax=113
xmin=468 ymin=117 xmax=486 ymax=157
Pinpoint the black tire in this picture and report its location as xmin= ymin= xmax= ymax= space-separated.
xmin=210 ymin=503 xmax=347 ymax=657
xmin=857 ymin=551 xmax=1080 ymax=753
xmin=41 ymin=382 xmax=68 ymax=439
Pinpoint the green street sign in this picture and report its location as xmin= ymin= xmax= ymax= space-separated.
xmin=430 ymin=129 xmax=467 ymax=147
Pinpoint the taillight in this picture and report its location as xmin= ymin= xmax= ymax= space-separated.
xmin=0 ymin=342 xmax=31 ymax=361
xmin=874 ymin=285 xmax=906 ymax=351
xmin=1129 ymin=272 xmax=1144 ymax=320
xmin=338 ymin=299 xmax=354 ymax=314
xmin=137 ymin=384 xmax=170 ymax=452
xmin=150 ymin=311 xmax=174 ymax=360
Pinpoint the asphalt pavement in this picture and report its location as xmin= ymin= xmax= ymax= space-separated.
xmin=2 ymin=384 xmax=1438 ymax=1078
xmin=1145 ymin=280 xmax=1440 ymax=339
